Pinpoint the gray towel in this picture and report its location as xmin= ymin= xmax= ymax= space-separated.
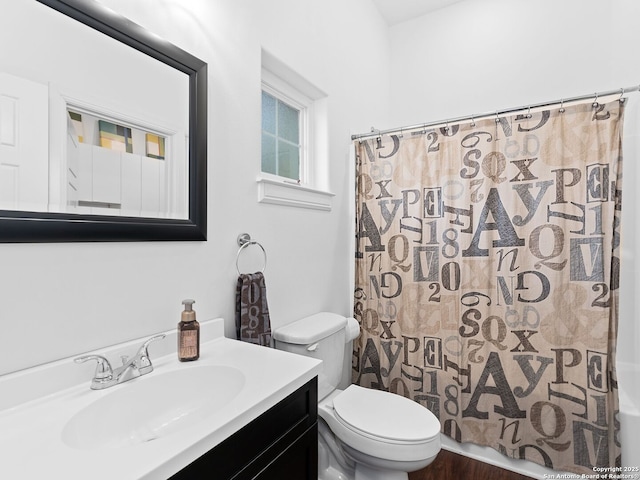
xmin=235 ymin=272 xmax=272 ymax=347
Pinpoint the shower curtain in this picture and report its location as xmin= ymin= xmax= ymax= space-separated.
xmin=353 ymin=100 xmax=623 ymax=474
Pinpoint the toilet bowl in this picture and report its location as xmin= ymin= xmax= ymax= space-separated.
xmin=273 ymin=312 xmax=441 ymax=480
xmin=319 ymin=386 xmax=441 ymax=480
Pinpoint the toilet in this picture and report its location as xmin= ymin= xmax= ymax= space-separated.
xmin=273 ymin=312 xmax=441 ymax=480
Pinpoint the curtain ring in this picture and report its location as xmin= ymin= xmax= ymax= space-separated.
xmin=559 ymin=99 xmax=565 ymax=114
xmin=495 ymin=112 xmax=500 ymax=123
xmin=526 ymin=105 xmax=532 ymax=119
xmin=592 ymin=92 xmax=599 ymax=108
xmin=470 ymin=115 xmax=476 ymax=128
xmin=619 ymin=87 xmax=626 ymax=104
xmin=444 ymin=120 xmax=450 ymax=132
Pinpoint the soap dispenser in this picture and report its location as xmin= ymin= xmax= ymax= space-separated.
xmin=178 ymin=299 xmax=200 ymax=361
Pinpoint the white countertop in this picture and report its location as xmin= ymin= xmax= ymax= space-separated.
xmin=0 ymin=319 xmax=321 ymax=479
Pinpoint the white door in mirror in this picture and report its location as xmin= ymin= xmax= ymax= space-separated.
xmin=0 ymin=72 xmax=49 ymax=212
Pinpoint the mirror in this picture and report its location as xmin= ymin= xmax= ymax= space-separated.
xmin=0 ymin=0 xmax=207 ymax=241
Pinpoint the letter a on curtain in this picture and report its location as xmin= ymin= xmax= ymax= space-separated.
xmin=353 ymin=100 xmax=623 ymax=474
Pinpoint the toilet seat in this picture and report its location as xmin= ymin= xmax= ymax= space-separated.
xmin=320 ymin=385 xmax=441 ymax=463
xmin=333 ymin=385 xmax=439 ymax=444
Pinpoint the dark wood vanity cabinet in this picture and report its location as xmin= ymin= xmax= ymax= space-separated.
xmin=170 ymin=377 xmax=318 ymax=480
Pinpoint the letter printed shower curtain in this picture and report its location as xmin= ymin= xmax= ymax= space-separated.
xmin=353 ymin=100 xmax=623 ymax=474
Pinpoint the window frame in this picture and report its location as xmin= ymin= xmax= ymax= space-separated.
xmin=257 ymin=50 xmax=333 ymax=211
xmin=261 ymin=68 xmax=311 ymax=185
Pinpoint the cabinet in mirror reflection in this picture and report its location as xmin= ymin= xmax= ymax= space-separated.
xmin=65 ymin=110 xmax=186 ymax=219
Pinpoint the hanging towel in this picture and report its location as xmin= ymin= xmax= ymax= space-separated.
xmin=235 ymin=272 xmax=272 ymax=347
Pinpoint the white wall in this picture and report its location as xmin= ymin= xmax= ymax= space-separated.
xmin=387 ymin=0 xmax=640 ymax=367
xmin=389 ymin=0 xmax=629 ymax=126
xmin=0 ymin=0 xmax=390 ymax=376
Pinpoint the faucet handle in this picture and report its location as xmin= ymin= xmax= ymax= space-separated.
xmin=74 ymin=354 xmax=113 ymax=381
xmin=136 ymin=334 xmax=166 ymax=374
xmin=138 ymin=334 xmax=166 ymax=356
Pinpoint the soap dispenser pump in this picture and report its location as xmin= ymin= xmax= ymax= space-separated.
xmin=178 ymin=299 xmax=200 ymax=361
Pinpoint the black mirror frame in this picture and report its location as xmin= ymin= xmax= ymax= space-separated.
xmin=1 ymin=0 xmax=207 ymax=242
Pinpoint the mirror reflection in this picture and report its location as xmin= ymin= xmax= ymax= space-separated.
xmin=0 ymin=1 xmax=189 ymax=219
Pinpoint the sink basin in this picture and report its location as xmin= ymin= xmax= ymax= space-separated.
xmin=62 ymin=365 xmax=245 ymax=450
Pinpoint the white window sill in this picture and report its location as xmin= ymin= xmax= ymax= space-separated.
xmin=257 ymin=177 xmax=334 ymax=211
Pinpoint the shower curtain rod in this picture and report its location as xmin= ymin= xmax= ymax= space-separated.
xmin=351 ymin=84 xmax=640 ymax=141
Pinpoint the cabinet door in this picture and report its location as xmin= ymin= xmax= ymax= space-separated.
xmin=66 ymin=132 xmax=80 ymax=211
xmin=92 ymin=146 xmax=121 ymax=205
xmin=158 ymin=159 xmax=166 ymax=218
xmin=253 ymin=426 xmax=318 ymax=480
xmin=121 ymin=152 xmax=141 ymax=216
xmin=76 ymin=143 xmax=93 ymax=213
xmin=140 ymin=156 xmax=161 ymax=217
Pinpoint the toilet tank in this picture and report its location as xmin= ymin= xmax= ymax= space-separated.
xmin=273 ymin=312 xmax=347 ymax=400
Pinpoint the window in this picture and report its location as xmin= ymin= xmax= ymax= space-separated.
xmin=258 ymin=50 xmax=333 ymax=210
xmin=261 ymin=89 xmax=303 ymax=181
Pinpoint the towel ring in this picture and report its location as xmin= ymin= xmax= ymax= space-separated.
xmin=236 ymin=233 xmax=267 ymax=275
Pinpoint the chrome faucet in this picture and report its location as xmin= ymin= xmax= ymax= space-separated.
xmin=75 ymin=334 xmax=166 ymax=390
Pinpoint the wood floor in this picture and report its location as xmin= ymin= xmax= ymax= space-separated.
xmin=408 ymin=449 xmax=535 ymax=480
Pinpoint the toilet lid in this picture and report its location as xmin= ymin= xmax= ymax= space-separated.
xmin=332 ymin=385 xmax=440 ymax=443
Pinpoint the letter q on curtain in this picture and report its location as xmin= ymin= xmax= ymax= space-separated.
xmin=352 ymin=100 xmax=623 ymax=474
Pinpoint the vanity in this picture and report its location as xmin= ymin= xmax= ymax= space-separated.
xmin=171 ymin=377 xmax=318 ymax=479
xmin=0 ymin=318 xmax=321 ymax=479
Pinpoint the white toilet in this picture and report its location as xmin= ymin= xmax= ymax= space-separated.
xmin=273 ymin=312 xmax=441 ymax=480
